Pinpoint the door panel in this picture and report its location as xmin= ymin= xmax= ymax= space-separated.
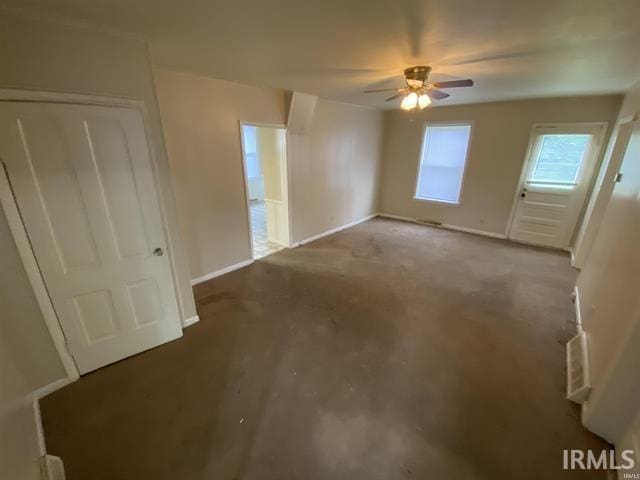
xmin=510 ymin=185 xmax=571 ymax=245
xmin=89 ymin=116 xmax=151 ymax=259
xmin=73 ymin=290 xmax=119 ymax=344
xmin=509 ymin=125 xmax=604 ymax=249
xmin=0 ymin=101 xmax=182 ymax=374
xmin=126 ymin=278 xmax=164 ymax=327
xmin=21 ymin=113 xmax=101 ymax=272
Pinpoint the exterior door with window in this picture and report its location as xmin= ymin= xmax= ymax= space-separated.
xmin=0 ymin=101 xmax=183 ymax=374
xmin=509 ymin=124 xmax=605 ymax=249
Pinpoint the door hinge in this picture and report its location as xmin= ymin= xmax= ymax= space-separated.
xmin=615 ymin=172 xmax=623 ymax=183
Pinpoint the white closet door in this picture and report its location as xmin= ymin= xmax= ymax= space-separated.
xmin=0 ymin=101 xmax=182 ymax=374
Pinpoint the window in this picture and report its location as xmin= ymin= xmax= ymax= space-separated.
xmin=414 ymin=123 xmax=472 ymax=204
xmin=530 ymin=134 xmax=591 ymax=184
xmin=242 ymin=125 xmax=261 ymax=179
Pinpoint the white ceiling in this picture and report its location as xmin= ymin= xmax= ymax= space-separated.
xmin=3 ymin=0 xmax=640 ymax=108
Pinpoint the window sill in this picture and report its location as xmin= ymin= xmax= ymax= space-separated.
xmin=413 ymin=196 xmax=461 ymax=206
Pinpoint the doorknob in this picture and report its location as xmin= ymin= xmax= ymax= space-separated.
xmin=153 ymin=248 xmax=164 ymax=256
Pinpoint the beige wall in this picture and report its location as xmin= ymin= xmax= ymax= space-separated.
xmin=618 ymin=81 xmax=640 ymax=119
xmin=577 ymin=83 xmax=640 ymax=444
xmin=0 ymin=311 xmax=42 ymax=480
xmin=0 ymin=210 xmax=64 ymax=387
xmin=379 ymin=95 xmax=622 ymax=238
xmin=0 ymin=12 xmax=201 ymax=475
xmin=0 ymin=15 xmax=197 ymax=474
xmin=154 ymin=69 xmax=384 ymax=279
xmin=0 ymin=208 xmax=56 ymax=479
xmin=153 ymin=68 xmax=287 ymax=279
xmin=258 ymin=128 xmax=283 ymax=201
xmin=573 ymin=81 xmax=640 ymax=268
xmin=0 ymin=13 xmax=197 ymax=328
xmin=288 ymin=99 xmax=384 ymax=241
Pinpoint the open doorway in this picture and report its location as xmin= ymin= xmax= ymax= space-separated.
xmin=240 ymin=123 xmax=291 ymax=259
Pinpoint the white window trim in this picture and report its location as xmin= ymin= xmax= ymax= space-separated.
xmin=521 ymin=123 xmax=605 ymax=188
xmin=412 ymin=120 xmax=475 ymax=206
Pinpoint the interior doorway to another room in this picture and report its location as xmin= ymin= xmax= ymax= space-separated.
xmin=240 ymin=124 xmax=290 ymax=259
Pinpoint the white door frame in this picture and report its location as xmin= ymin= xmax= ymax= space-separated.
xmin=238 ymin=121 xmax=292 ymax=259
xmin=0 ymin=88 xmax=184 ymax=382
xmin=572 ymin=114 xmax=638 ymax=268
xmin=505 ymin=122 xmax=607 ymax=248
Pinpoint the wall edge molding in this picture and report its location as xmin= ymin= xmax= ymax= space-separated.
xmin=377 ymin=213 xmax=507 ymax=239
xmin=33 ymin=377 xmax=73 ymax=401
xmin=298 ymin=213 xmax=377 ymax=246
xmin=191 ymin=259 xmax=254 ymax=286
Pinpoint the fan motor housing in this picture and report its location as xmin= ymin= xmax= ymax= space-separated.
xmin=404 ymin=66 xmax=431 ymax=86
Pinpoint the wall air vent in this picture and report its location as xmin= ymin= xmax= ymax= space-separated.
xmin=415 ymin=219 xmax=442 ymax=228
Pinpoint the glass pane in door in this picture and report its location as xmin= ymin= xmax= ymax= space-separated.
xmin=531 ymin=134 xmax=591 ymax=184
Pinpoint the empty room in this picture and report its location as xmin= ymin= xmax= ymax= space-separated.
xmin=1 ymin=1 xmax=639 ymax=479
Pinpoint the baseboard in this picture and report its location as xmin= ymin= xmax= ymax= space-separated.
xmin=377 ymin=212 xmax=414 ymax=223
xmin=573 ymin=285 xmax=583 ymax=332
xmin=442 ymin=223 xmax=507 ymax=239
xmin=33 ymin=396 xmax=67 ymax=479
xmin=377 ymin=213 xmax=507 ymax=239
xmin=569 ymin=248 xmax=581 ymax=269
xmin=298 ymin=213 xmax=377 ymax=246
xmin=34 ymin=377 xmax=73 ymax=400
xmin=183 ymin=315 xmax=200 ymax=328
xmin=191 ymin=259 xmax=254 ymax=286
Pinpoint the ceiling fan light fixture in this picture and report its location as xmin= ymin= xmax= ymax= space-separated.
xmin=363 ymin=65 xmax=473 ymax=109
xmin=418 ymin=93 xmax=431 ymax=109
xmin=401 ymin=92 xmax=418 ymax=111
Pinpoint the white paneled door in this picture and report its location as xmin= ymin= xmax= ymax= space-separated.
xmin=0 ymin=101 xmax=182 ymax=374
xmin=509 ymin=124 xmax=605 ymax=249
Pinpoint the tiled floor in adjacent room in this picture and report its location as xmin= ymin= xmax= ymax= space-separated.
xmin=250 ymin=200 xmax=284 ymax=259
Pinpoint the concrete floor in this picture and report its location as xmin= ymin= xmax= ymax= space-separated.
xmin=41 ymin=218 xmax=608 ymax=479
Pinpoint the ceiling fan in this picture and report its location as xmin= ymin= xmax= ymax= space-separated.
xmin=364 ymin=66 xmax=473 ymax=110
